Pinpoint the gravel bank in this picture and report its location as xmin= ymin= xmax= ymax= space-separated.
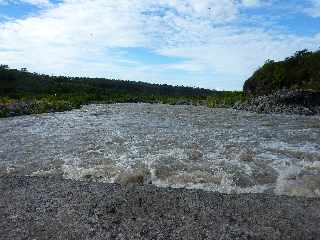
xmin=1 ymin=176 xmax=320 ymax=240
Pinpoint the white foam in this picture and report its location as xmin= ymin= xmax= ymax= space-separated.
xmin=1 ymin=104 xmax=320 ymax=197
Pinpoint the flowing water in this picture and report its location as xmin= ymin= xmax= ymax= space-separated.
xmin=1 ymin=103 xmax=320 ymax=197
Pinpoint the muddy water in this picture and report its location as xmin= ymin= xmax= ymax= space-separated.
xmin=1 ymin=103 xmax=320 ymax=197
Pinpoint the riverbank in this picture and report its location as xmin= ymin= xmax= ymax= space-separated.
xmin=0 ymin=65 xmax=245 ymax=118
xmin=234 ymin=90 xmax=320 ymax=115
xmin=0 ymin=91 xmax=244 ymax=118
xmin=1 ymin=176 xmax=320 ymax=239
xmin=3 ymin=90 xmax=320 ymax=118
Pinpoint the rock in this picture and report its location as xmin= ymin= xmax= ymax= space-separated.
xmin=234 ymin=90 xmax=320 ymax=115
xmin=175 ymin=99 xmax=191 ymax=105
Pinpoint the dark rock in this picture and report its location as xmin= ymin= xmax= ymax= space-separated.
xmin=175 ymin=99 xmax=192 ymax=105
xmin=234 ymin=90 xmax=320 ymax=115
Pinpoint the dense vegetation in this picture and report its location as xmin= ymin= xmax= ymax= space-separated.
xmin=0 ymin=65 xmax=244 ymax=117
xmin=244 ymin=49 xmax=320 ymax=95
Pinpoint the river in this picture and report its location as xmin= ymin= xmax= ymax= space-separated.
xmin=1 ymin=103 xmax=320 ymax=197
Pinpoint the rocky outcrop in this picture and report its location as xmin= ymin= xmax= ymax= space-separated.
xmin=234 ymin=90 xmax=320 ymax=115
xmin=0 ymin=100 xmax=75 ymax=118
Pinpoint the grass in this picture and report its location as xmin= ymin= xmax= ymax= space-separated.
xmin=0 ymin=91 xmax=246 ymax=118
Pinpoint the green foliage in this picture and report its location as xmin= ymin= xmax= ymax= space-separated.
xmin=272 ymin=64 xmax=286 ymax=89
xmin=0 ymin=97 xmax=76 ymax=117
xmin=206 ymin=92 xmax=245 ymax=108
xmin=0 ymin=67 xmax=216 ymax=99
xmin=244 ymin=49 xmax=320 ymax=95
xmin=0 ymin=65 xmax=246 ymax=117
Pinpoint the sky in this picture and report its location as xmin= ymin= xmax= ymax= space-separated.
xmin=0 ymin=0 xmax=320 ymax=90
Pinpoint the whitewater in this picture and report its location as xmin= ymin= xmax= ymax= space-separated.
xmin=1 ymin=103 xmax=320 ymax=197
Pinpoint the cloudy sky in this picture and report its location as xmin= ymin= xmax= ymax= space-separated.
xmin=0 ymin=0 xmax=320 ymax=90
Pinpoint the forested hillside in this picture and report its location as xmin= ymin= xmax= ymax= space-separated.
xmin=0 ymin=64 xmax=214 ymax=100
xmin=0 ymin=65 xmax=244 ymax=117
xmin=243 ymin=49 xmax=320 ymax=95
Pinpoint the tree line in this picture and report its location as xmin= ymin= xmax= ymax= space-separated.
xmin=244 ymin=49 xmax=320 ymax=95
xmin=0 ymin=65 xmax=244 ymax=117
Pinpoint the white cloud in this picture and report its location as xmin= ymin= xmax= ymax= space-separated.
xmin=241 ymin=0 xmax=261 ymax=7
xmin=0 ymin=0 xmax=50 ymax=6
xmin=0 ymin=0 xmax=319 ymax=90
xmin=159 ymin=0 xmax=239 ymax=21
xmin=306 ymin=0 xmax=320 ymax=17
xmin=22 ymin=0 xmax=49 ymax=5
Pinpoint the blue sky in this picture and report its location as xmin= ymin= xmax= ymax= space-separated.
xmin=0 ymin=0 xmax=320 ymax=90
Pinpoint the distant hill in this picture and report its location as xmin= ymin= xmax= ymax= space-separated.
xmin=243 ymin=49 xmax=320 ymax=95
xmin=0 ymin=64 xmax=216 ymax=99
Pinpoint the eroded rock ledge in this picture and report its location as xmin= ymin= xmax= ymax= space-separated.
xmin=1 ymin=176 xmax=320 ymax=239
xmin=234 ymin=90 xmax=320 ymax=115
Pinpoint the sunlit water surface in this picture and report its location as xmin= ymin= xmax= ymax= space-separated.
xmin=1 ymin=103 xmax=320 ymax=197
